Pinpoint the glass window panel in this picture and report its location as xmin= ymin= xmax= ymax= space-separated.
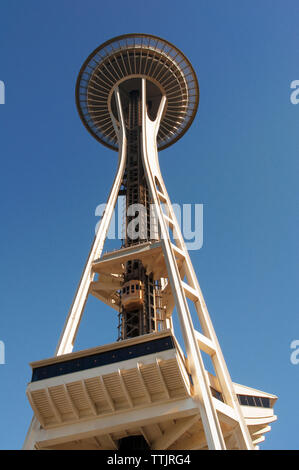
xmin=246 ymin=395 xmax=255 ymax=407
xmin=254 ymin=396 xmax=262 ymax=407
xmin=261 ymin=397 xmax=270 ymax=408
xmin=238 ymin=395 xmax=248 ymax=406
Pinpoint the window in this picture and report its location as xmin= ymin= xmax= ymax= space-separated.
xmin=246 ymin=395 xmax=255 ymax=407
xmin=210 ymin=387 xmax=224 ymax=402
xmin=260 ymin=397 xmax=270 ymax=408
xmin=238 ymin=395 xmax=248 ymax=406
xmin=253 ymin=396 xmax=262 ymax=407
xmin=237 ymin=394 xmax=270 ymax=408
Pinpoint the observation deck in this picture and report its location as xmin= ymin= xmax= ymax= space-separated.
xmin=76 ymin=33 xmax=199 ymax=151
xmin=26 ymin=331 xmax=277 ymax=450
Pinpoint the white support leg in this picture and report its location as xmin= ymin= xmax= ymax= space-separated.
xmin=55 ymin=88 xmax=127 ymax=356
xmin=139 ymin=78 xmax=253 ymax=449
xmin=140 ymin=78 xmax=226 ymax=450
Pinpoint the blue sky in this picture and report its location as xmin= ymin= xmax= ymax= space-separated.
xmin=0 ymin=0 xmax=298 ymax=450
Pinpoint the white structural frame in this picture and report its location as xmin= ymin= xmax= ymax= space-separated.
xmin=54 ymin=88 xmax=127 ymax=357
xmin=24 ymin=79 xmax=254 ymax=450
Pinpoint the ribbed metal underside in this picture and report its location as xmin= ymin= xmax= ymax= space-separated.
xmin=76 ymin=34 xmax=199 ymax=151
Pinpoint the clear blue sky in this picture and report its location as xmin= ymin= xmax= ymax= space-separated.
xmin=0 ymin=0 xmax=298 ymax=450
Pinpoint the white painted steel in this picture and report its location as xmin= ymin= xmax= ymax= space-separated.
xmin=24 ymin=79 xmax=259 ymax=450
xmin=55 ymin=88 xmax=127 ymax=356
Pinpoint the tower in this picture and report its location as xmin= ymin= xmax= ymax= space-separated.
xmin=23 ymin=34 xmax=277 ymax=450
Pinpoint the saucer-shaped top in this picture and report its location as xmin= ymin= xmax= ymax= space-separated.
xmin=76 ymin=33 xmax=199 ymax=151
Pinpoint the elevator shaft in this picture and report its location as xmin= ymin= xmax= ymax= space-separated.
xmin=118 ymin=87 xmax=159 ymax=341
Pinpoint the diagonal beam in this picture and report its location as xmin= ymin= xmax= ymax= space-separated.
xmin=136 ymin=362 xmax=152 ymax=404
xmin=26 ymin=392 xmax=46 ymax=428
xmin=118 ymin=369 xmax=133 ymax=408
xmin=170 ymin=429 xmax=207 ymax=450
xmin=81 ymin=380 xmax=97 ymax=416
xmin=155 ymin=358 xmax=170 ymax=399
xmin=54 ymin=86 xmax=127 ymax=357
xmin=139 ymin=427 xmax=151 ymax=446
xmin=45 ymin=388 xmax=62 ymax=423
xmin=63 ymin=384 xmax=79 ymax=419
xmin=92 ymin=436 xmax=102 ymax=449
xmin=107 ymin=433 xmax=118 ymax=450
xmin=152 ymin=415 xmax=199 ymax=450
xmin=98 ymin=376 xmax=115 ymax=411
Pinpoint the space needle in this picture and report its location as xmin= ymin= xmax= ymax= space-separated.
xmin=23 ymin=34 xmax=277 ymax=450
